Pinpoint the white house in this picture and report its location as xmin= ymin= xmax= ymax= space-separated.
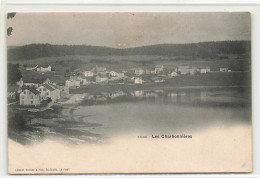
xmin=37 ymin=84 xmax=60 ymax=102
xmin=19 ymin=88 xmax=41 ymax=106
xmin=177 ymin=65 xmax=197 ymax=75
xmin=109 ymin=71 xmax=118 ymax=77
xmin=199 ymin=66 xmax=211 ymax=74
xmin=134 ymin=77 xmax=143 ymax=84
xmin=36 ymin=65 xmax=52 ymax=72
xmin=65 ymin=79 xmax=80 ymax=88
xmin=84 ymin=71 xmax=94 ymax=77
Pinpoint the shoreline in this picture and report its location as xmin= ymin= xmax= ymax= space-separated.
xmin=70 ymin=84 xmax=250 ymax=95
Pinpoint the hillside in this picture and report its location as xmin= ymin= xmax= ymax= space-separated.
xmin=7 ymin=41 xmax=251 ymax=61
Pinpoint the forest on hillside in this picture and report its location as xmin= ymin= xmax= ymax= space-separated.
xmin=7 ymin=41 xmax=251 ymax=61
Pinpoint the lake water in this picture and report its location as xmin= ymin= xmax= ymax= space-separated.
xmin=72 ymin=87 xmax=251 ymax=140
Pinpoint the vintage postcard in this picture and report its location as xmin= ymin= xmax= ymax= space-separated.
xmin=7 ymin=12 xmax=252 ymax=174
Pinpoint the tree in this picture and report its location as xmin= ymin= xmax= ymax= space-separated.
xmin=8 ymin=63 xmax=22 ymax=84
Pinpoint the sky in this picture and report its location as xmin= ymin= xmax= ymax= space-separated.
xmin=6 ymin=12 xmax=251 ymax=48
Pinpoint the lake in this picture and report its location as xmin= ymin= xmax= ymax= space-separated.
xmin=71 ymin=87 xmax=251 ymax=141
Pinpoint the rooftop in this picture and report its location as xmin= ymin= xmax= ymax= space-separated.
xmin=22 ymin=87 xmax=41 ymax=95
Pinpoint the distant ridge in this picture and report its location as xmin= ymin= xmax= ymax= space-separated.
xmin=8 ymin=41 xmax=251 ymax=61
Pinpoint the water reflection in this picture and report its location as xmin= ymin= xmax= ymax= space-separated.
xmin=103 ymin=87 xmax=250 ymax=108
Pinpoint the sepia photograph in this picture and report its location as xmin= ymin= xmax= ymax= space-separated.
xmin=6 ymin=12 xmax=252 ymax=174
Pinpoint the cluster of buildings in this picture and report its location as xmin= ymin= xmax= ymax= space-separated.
xmin=64 ymin=64 xmax=223 ymax=88
xmin=9 ymin=77 xmax=69 ymax=107
xmin=65 ymin=65 xmax=127 ymax=88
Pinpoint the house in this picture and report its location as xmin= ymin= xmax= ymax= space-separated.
xmin=155 ymin=65 xmax=164 ymax=73
xmin=26 ymin=65 xmax=38 ymax=71
xmin=168 ymin=71 xmax=178 ymax=77
xmin=117 ymin=73 xmax=125 ymax=78
xmin=49 ymin=84 xmax=61 ymax=101
xmin=220 ymin=68 xmax=229 ymax=72
xmin=134 ymin=77 xmax=143 ymax=84
xmin=37 ymin=84 xmax=60 ymax=102
xmin=96 ymin=75 xmax=108 ymax=83
xmin=60 ymin=86 xmax=70 ymax=98
xmin=135 ymin=68 xmax=144 ymax=76
xmin=19 ymin=88 xmax=41 ymax=106
xmin=84 ymin=71 xmax=94 ymax=77
xmin=36 ymin=65 xmax=52 ymax=72
xmin=109 ymin=71 xmax=125 ymax=79
xmin=177 ymin=65 xmax=197 ymax=75
xmin=70 ymin=76 xmax=88 ymax=85
xmin=199 ymin=66 xmax=211 ymax=74
xmin=65 ymin=79 xmax=80 ymax=88
xmin=109 ymin=71 xmax=118 ymax=77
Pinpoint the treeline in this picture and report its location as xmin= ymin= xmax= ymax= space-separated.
xmin=8 ymin=41 xmax=251 ymax=61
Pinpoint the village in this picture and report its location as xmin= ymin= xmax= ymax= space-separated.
xmin=7 ymin=63 xmax=235 ymax=109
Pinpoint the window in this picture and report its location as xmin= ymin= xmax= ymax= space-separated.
xmin=40 ymin=88 xmax=42 ymax=91
xmin=31 ymin=101 xmax=33 ymax=104
xmin=43 ymin=88 xmax=46 ymax=91
xmin=24 ymin=91 xmax=26 ymax=94
xmin=31 ymin=95 xmax=33 ymax=99
xmin=47 ymin=92 xmax=49 ymax=95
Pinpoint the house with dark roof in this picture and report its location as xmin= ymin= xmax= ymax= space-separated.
xmin=37 ymin=83 xmax=60 ymax=102
xmin=19 ymin=88 xmax=41 ymax=106
xmin=21 ymin=77 xmax=51 ymax=88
